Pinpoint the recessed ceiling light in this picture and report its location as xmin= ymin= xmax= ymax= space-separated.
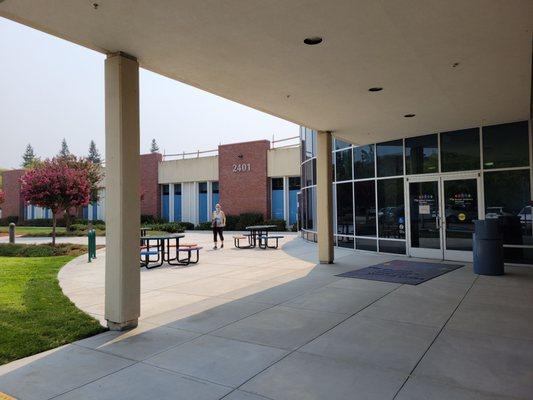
xmin=404 ymin=114 xmax=416 ymax=118
xmin=368 ymin=87 xmax=383 ymax=92
xmin=303 ymin=37 xmax=323 ymax=45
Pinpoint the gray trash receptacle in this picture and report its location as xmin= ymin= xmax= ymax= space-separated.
xmin=473 ymin=219 xmax=504 ymax=275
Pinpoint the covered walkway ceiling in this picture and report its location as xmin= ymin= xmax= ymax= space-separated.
xmin=1 ymin=0 xmax=532 ymax=144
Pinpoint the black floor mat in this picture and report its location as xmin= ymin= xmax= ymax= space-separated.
xmin=336 ymin=259 xmax=463 ymax=285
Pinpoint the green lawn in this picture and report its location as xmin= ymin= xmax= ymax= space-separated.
xmin=0 ymin=226 xmax=66 ymax=236
xmin=0 ymin=256 xmax=106 ymax=365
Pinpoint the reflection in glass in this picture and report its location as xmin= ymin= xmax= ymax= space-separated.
xmin=335 ymin=149 xmax=352 ymax=181
xmin=377 ymin=140 xmax=403 ymax=177
xmin=337 ymin=236 xmax=354 ymax=249
xmin=305 ymin=128 xmax=315 ymax=159
xmin=288 ymin=177 xmax=300 ymax=225
xmin=443 ymin=178 xmax=478 ymax=251
xmin=377 ymin=178 xmax=405 ymax=239
xmin=353 ymin=144 xmax=375 ymax=179
xmin=484 ymin=170 xmax=531 ymax=251
xmin=356 ymin=238 xmax=377 ymax=251
xmin=483 ymin=121 xmax=529 ymax=169
xmin=305 ymin=186 xmax=316 ymax=230
xmin=271 ymin=178 xmax=284 ymax=220
xmin=354 ymin=181 xmax=376 ymax=236
xmin=336 ymin=183 xmax=354 ymax=235
xmin=379 ymin=240 xmax=406 ymax=254
xmin=405 ymin=134 xmax=438 ymax=174
xmin=335 ymin=138 xmax=351 ymax=150
xmin=409 ymin=181 xmax=440 ymax=249
xmin=440 ymin=128 xmax=480 ymax=172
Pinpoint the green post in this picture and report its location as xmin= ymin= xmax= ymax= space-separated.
xmin=88 ymin=229 xmax=96 ymax=262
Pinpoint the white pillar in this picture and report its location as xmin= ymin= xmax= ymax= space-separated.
xmin=169 ymin=184 xmax=175 ymax=222
xmin=104 ymin=52 xmax=140 ymax=330
xmin=316 ymin=131 xmax=334 ymax=263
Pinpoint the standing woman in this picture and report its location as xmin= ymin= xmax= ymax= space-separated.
xmin=212 ymin=203 xmax=226 ymax=249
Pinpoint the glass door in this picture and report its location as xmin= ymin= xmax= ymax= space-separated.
xmin=407 ymin=178 xmax=443 ymax=259
xmin=407 ymin=173 xmax=481 ymax=261
xmin=442 ymin=174 xmax=481 ymax=262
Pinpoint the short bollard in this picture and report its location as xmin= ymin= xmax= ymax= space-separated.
xmin=8 ymin=223 xmax=15 ymax=244
xmin=88 ymin=229 xmax=97 ymax=262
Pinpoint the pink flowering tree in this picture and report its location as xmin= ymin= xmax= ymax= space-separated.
xmin=20 ymin=158 xmax=91 ymax=246
xmin=0 ymin=189 xmax=4 ymax=205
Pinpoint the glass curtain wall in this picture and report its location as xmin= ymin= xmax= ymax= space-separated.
xmin=271 ymin=178 xmax=284 ymax=220
xmin=300 ymin=126 xmax=318 ymax=242
xmin=162 ymin=184 xmax=170 ymax=221
xmin=212 ymin=181 xmax=220 ymax=211
xmin=198 ymin=182 xmax=208 ymax=223
xmin=174 ymin=184 xmax=182 ymax=222
xmin=302 ymin=120 xmax=532 ymax=262
xmin=289 ymin=177 xmax=300 ymax=225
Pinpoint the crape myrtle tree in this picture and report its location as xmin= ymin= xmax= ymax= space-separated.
xmin=20 ymin=158 xmax=91 ymax=246
xmin=55 ymin=155 xmax=104 ymax=229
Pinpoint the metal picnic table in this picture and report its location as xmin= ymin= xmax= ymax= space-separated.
xmin=245 ymin=225 xmax=277 ymax=249
xmin=140 ymin=233 xmax=185 ymax=268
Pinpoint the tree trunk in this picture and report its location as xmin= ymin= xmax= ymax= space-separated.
xmin=52 ymin=215 xmax=57 ymax=247
xmin=64 ymin=210 xmax=71 ymax=232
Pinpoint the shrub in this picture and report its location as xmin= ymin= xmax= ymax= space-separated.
xmin=149 ymin=222 xmax=184 ymax=233
xmin=224 ymin=215 xmax=239 ymax=230
xmin=141 ymin=215 xmax=165 ymax=224
xmin=264 ymin=219 xmax=286 ymax=231
xmin=0 ymin=243 xmax=92 ymax=257
xmin=196 ymin=221 xmax=212 ymax=230
xmin=179 ymin=222 xmax=195 ymax=230
xmin=0 ymin=216 xmax=19 ymax=226
xmin=236 ymin=213 xmax=264 ymax=230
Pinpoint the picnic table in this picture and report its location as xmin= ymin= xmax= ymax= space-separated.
xmin=245 ymin=225 xmax=278 ymax=249
xmin=140 ymin=233 xmax=185 ymax=268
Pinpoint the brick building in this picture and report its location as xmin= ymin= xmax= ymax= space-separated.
xmin=1 ymin=139 xmax=301 ymax=227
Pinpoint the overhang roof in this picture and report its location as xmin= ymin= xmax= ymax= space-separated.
xmin=1 ymin=0 xmax=532 ymax=144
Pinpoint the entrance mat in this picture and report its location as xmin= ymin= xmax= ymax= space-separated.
xmin=336 ymin=260 xmax=463 ymax=285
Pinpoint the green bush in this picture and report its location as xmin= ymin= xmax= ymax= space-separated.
xmin=0 ymin=243 xmax=90 ymax=257
xmin=236 ymin=213 xmax=264 ymax=230
xmin=225 ymin=215 xmax=239 ymax=230
xmin=264 ymin=219 xmax=286 ymax=231
xmin=141 ymin=215 xmax=165 ymax=224
xmin=179 ymin=222 xmax=195 ymax=230
xmin=149 ymin=222 xmax=184 ymax=233
xmin=196 ymin=221 xmax=212 ymax=230
xmin=0 ymin=216 xmax=19 ymax=226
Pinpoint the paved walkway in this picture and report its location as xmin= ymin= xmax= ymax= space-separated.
xmin=1 ymin=232 xmax=532 ymax=399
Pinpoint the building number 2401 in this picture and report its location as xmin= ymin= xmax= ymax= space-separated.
xmin=232 ymin=163 xmax=251 ymax=173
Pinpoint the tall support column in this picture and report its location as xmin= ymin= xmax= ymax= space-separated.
xmin=104 ymin=52 xmax=140 ymax=330
xmin=316 ymin=130 xmax=334 ymax=263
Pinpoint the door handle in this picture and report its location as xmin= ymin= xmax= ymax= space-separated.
xmin=435 ymin=215 xmax=440 ymax=230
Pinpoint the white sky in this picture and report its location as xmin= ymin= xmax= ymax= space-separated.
xmin=0 ymin=17 xmax=299 ymax=169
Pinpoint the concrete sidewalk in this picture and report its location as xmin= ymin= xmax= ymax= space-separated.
xmin=1 ymin=233 xmax=532 ymax=399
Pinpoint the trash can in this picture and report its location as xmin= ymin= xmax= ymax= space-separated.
xmin=473 ymin=219 xmax=504 ymax=275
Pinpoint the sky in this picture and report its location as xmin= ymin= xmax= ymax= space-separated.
xmin=0 ymin=17 xmax=299 ymax=169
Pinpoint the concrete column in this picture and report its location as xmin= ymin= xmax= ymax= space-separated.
xmin=104 ymin=52 xmax=140 ymax=331
xmin=169 ymin=183 xmax=175 ymax=222
xmin=316 ymin=131 xmax=334 ymax=263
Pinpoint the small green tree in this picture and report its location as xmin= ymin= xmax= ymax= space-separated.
xmin=88 ymin=140 xmax=102 ymax=164
xmin=21 ymin=144 xmax=37 ymax=168
xmin=150 ymin=139 xmax=160 ymax=153
xmin=58 ymin=138 xmax=70 ymax=158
